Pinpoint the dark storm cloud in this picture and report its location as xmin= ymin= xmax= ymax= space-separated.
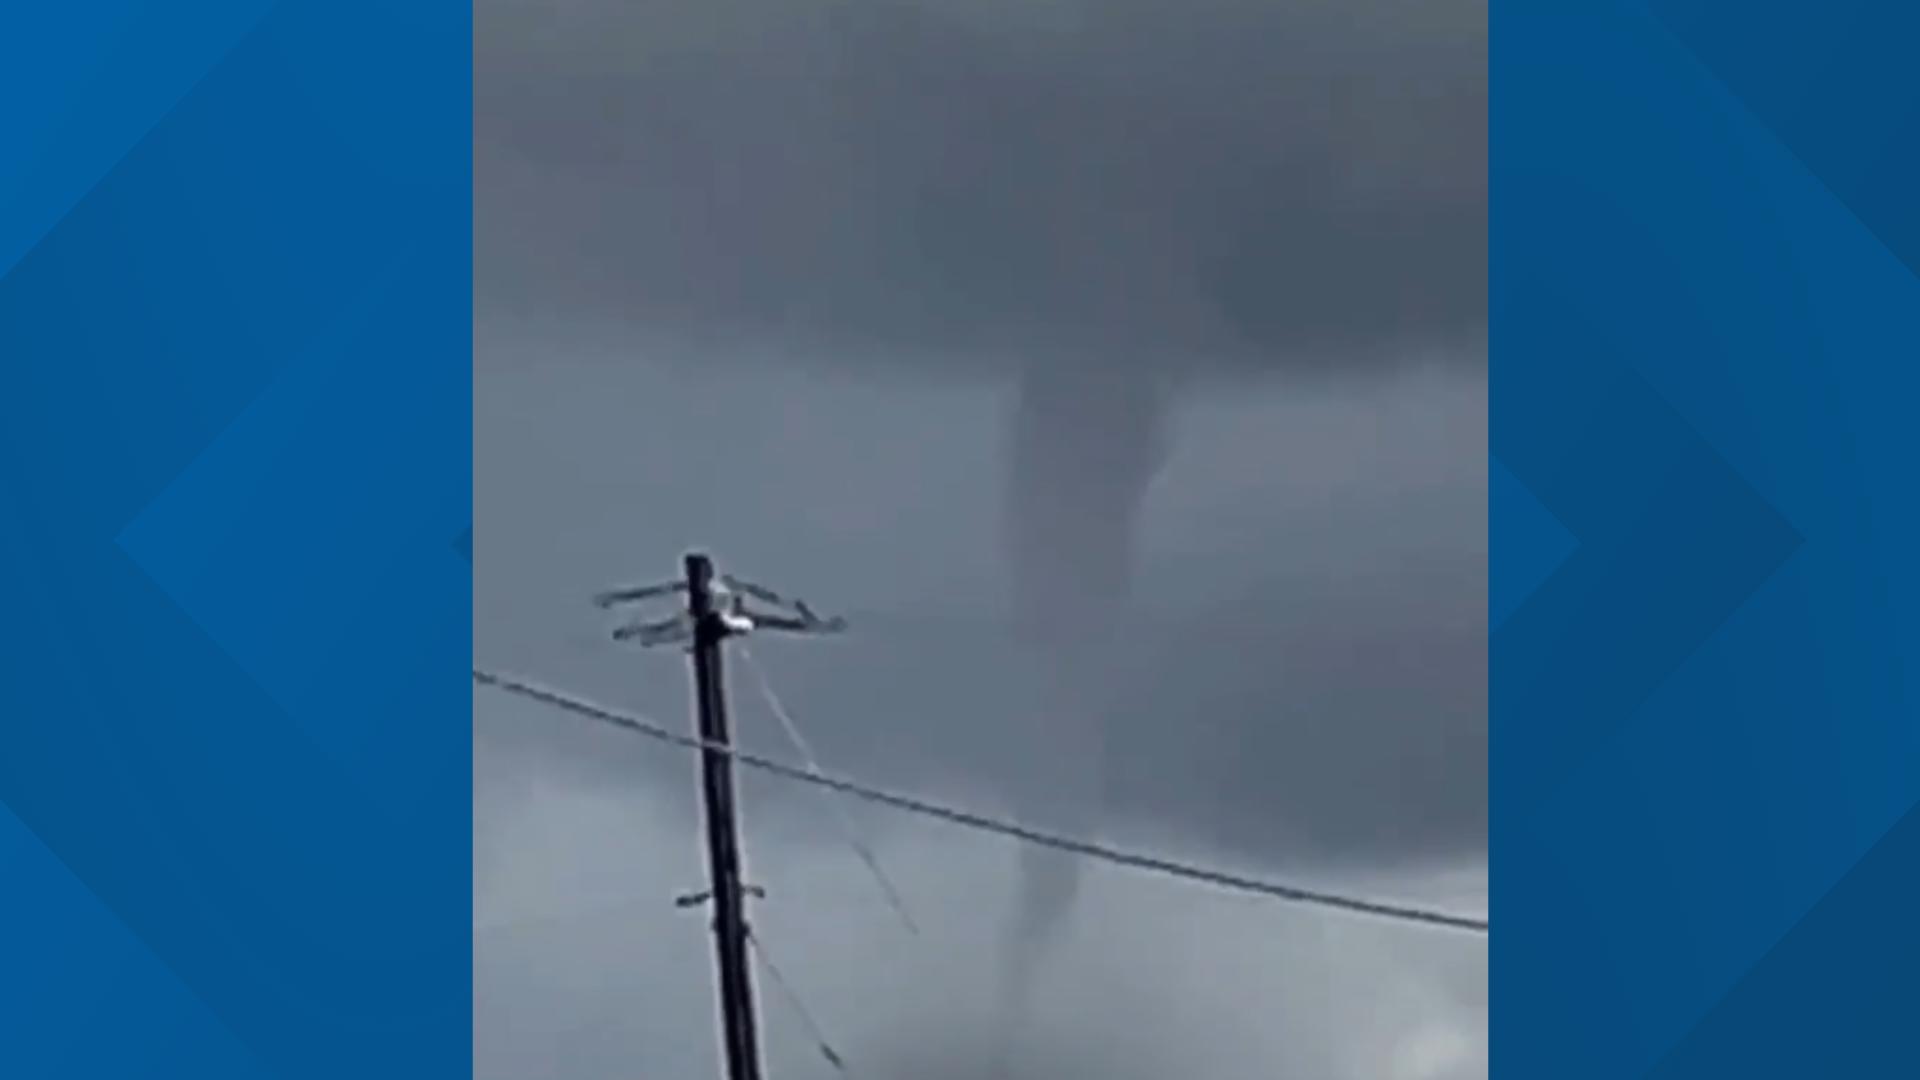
xmin=473 ymin=0 xmax=1488 ymax=872
xmin=474 ymin=0 xmax=1486 ymax=373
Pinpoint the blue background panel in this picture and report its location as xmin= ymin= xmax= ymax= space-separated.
xmin=1 ymin=2 xmax=471 ymax=1078
xmin=1495 ymin=1 xmax=1919 ymax=1077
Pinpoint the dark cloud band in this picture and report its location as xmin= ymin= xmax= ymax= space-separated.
xmin=476 ymin=0 xmax=1486 ymax=375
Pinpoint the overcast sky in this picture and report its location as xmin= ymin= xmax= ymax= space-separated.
xmin=475 ymin=0 xmax=1487 ymax=1076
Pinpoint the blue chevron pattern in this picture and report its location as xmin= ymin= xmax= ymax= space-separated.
xmin=1496 ymin=1 xmax=1920 ymax=1076
xmin=0 ymin=2 xmax=470 ymax=1077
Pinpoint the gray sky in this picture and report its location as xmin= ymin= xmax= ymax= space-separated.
xmin=475 ymin=0 xmax=1485 ymax=369
xmin=476 ymin=0 xmax=1486 ymax=1075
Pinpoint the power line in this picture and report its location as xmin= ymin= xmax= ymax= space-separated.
xmin=473 ymin=667 xmax=1490 ymax=935
xmin=737 ymin=644 xmax=920 ymax=937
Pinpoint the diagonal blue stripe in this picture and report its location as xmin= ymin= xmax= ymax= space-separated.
xmin=1645 ymin=796 xmax=1920 ymax=1078
xmin=0 ymin=1 xmax=277 ymax=283
xmin=0 ymin=800 xmax=266 ymax=1078
xmin=1648 ymin=0 xmax=1920 ymax=282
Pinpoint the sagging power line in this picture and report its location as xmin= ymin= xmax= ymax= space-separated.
xmin=471 ymin=666 xmax=1491 ymax=936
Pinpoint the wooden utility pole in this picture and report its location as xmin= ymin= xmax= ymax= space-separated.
xmin=595 ymin=553 xmax=847 ymax=1080
xmin=684 ymin=552 xmax=763 ymax=1080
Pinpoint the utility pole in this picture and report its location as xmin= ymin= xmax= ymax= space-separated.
xmin=685 ymin=552 xmax=762 ymax=1080
xmin=595 ymin=553 xmax=847 ymax=1080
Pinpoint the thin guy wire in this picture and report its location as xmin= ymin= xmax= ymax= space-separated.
xmin=748 ymin=929 xmax=850 ymax=1075
xmin=737 ymin=645 xmax=920 ymax=936
xmin=472 ymin=667 xmax=1490 ymax=935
